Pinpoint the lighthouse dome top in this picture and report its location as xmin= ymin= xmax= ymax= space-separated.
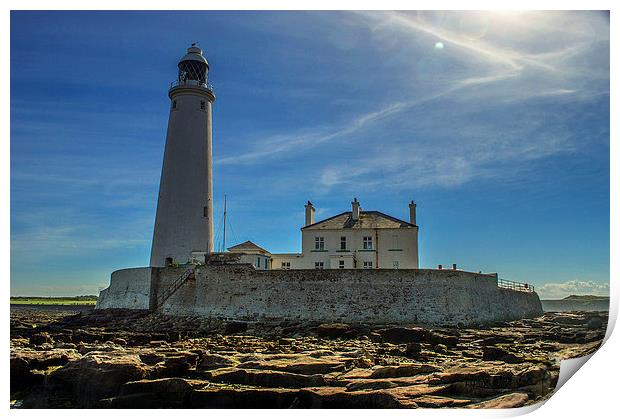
xmin=179 ymin=43 xmax=209 ymax=67
xmin=170 ymin=43 xmax=215 ymax=99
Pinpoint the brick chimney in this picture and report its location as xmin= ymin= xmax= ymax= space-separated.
xmin=351 ymin=198 xmax=360 ymax=221
xmin=304 ymin=201 xmax=315 ymax=226
xmin=409 ymin=200 xmax=417 ymax=225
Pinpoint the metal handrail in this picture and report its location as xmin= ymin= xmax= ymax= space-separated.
xmin=497 ymin=278 xmax=534 ymax=293
xmin=156 ymin=267 xmax=195 ymax=308
xmin=169 ymin=79 xmax=214 ymax=91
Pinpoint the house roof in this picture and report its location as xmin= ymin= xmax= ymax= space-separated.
xmin=302 ymin=211 xmax=417 ymax=230
xmin=227 ymin=240 xmax=271 ymax=255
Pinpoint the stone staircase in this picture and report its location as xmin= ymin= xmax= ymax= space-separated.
xmin=155 ymin=267 xmax=195 ymax=309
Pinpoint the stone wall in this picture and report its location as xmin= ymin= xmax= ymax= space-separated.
xmin=96 ymin=267 xmax=153 ymax=310
xmin=150 ymin=265 xmax=542 ymax=325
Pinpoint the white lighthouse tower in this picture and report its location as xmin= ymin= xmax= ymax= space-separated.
xmin=150 ymin=44 xmax=216 ymax=267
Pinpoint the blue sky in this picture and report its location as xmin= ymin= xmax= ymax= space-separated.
xmin=10 ymin=11 xmax=609 ymax=298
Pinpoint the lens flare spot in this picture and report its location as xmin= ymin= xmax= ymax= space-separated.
xmin=434 ymin=42 xmax=444 ymax=50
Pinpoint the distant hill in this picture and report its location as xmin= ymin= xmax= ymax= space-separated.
xmin=542 ymin=295 xmax=609 ymax=312
xmin=562 ymin=294 xmax=609 ymax=301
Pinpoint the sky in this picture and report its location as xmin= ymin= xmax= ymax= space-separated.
xmin=10 ymin=10 xmax=609 ymax=298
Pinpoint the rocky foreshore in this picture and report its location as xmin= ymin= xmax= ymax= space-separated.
xmin=10 ymin=306 xmax=607 ymax=409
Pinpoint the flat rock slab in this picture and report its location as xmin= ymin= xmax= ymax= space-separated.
xmin=466 ymin=392 xmax=530 ymax=409
xmin=207 ymin=368 xmax=327 ymax=388
xmin=191 ymin=387 xmax=300 ymax=408
xmin=236 ymin=355 xmax=346 ymax=375
xmin=411 ymin=395 xmax=473 ymax=408
xmin=342 ymin=363 xmax=441 ymax=379
xmin=10 ymin=308 xmax=608 ymax=408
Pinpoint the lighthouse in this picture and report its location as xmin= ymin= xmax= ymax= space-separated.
xmin=150 ymin=44 xmax=216 ymax=267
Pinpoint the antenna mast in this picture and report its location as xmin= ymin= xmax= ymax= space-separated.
xmin=223 ymin=194 xmax=227 ymax=252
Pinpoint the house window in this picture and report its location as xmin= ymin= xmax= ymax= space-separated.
xmin=315 ymin=262 xmax=324 ymax=269
xmin=203 ymin=206 xmax=208 ymax=217
xmin=340 ymin=236 xmax=347 ymax=250
xmin=165 ymin=257 xmax=173 ymax=267
xmin=200 ymin=101 xmax=206 ymax=110
xmin=172 ymin=100 xmax=177 ymax=109
xmin=257 ymin=257 xmax=261 ymax=268
xmin=363 ymin=236 xmax=373 ymax=250
xmin=363 ymin=261 xmax=373 ymax=269
xmin=339 ymin=260 xmax=345 ymax=269
xmin=281 ymin=262 xmax=291 ymax=269
xmin=393 ymin=261 xmax=399 ymax=269
xmin=392 ymin=234 xmax=399 ymax=249
xmin=315 ymin=237 xmax=325 ymax=250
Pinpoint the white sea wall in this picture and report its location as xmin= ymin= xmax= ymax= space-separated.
xmin=96 ymin=267 xmax=153 ymax=310
xmin=154 ymin=266 xmax=542 ymax=325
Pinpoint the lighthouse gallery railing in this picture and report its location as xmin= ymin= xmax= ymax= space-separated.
xmin=169 ymin=79 xmax=214 ymax=91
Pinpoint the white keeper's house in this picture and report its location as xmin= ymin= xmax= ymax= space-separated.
xmin=227 ymin=198 xmax=419 ymax=270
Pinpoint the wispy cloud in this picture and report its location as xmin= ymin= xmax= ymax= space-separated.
xmin=216 ymin=101 xmax=411 ymax=165
xmin=11 ymin=215 xmax=152 ymax=258
xmin=360 ymin=11 xmax=549 ymax=72
xmin=216 ymin=82 xmax=473 ymax=167
xmin=215 ymin=11 xmax=608 ymax=197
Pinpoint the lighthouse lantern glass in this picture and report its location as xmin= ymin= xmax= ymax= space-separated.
xmin=178 ymin=60 xmax=208 ymax=85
